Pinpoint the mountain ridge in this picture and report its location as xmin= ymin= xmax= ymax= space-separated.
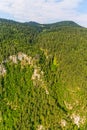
xmin=0 ymin=18 xmax=84 ymax=28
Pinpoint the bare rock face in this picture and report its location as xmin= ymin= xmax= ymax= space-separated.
xmin=60 ymin=119 xmax=67 ymax=127
xmin=9 ymin=55 xmax=17 ymax=64
xmin=17 ymin=52 xmax=33 ymax=66
xmin=32 ymin=68 xmax=41 ymax=80
xmin=8 ymin=52 xmax=33 ymax=66
xmin=31 ymin=67 xmax=49 ymax=95
xmin=0 ymin=64 xmax=6 ymax=76
xmin=37 ymin=125 xmax=45 ymax=130
xmin=71 ymin=113 xmax=85 ymax=127
xmin=17 ymin=52 xmax=27 ymax=61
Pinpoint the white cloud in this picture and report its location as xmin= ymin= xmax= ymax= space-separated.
xmin=76 ymin=13 xmax=87 ymax=27
xmin=0 ymin=0 xmax=87 ymax=27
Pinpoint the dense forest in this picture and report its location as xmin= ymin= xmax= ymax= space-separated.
xmin=0 ymin=18 xmax=87 ymax=130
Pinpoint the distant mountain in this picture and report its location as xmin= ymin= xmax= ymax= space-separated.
xmin=24 ymin=20 xmax=81 ymax=28
xmin=48 ymin=21 xmax=80 ymax=27
xmin=25 ymin=21 xmax=41 ymax=26
xmin=0 ymin=18 xmax=83 ymax=28
xmin=42 ymin=21 xmax=81 ymax=31
xmin=0 ymin=18 xmax=20 ymax=25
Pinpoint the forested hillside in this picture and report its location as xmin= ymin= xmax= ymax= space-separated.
xmin=0 ymin=18 xmax=87 ymax=130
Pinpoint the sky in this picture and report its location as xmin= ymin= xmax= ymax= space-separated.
xmin=0 ymin=0 xmax=87 ymax=27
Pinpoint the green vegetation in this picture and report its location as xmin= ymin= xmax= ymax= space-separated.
xmin=0 ymin=18 xmax=87 ymax=129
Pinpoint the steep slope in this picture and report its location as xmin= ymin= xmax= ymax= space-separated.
xmin=0 ymin=19 xmax=87 ymax=130
xmin=36 ymin=25 xmax=87 ymax=129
